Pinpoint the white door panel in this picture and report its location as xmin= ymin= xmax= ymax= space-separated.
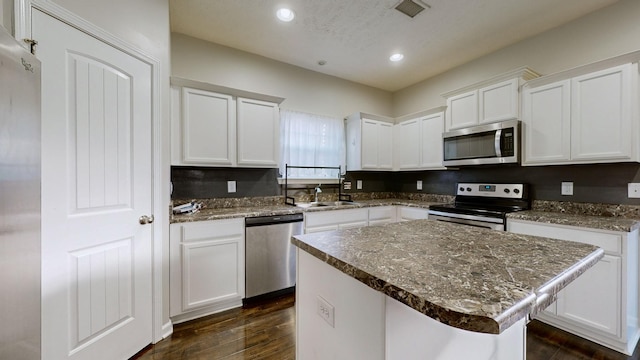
xmin=35 ymin=9 xmax=153 ymax=360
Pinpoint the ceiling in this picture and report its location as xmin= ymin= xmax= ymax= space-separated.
xmin=169 ymin=0 xmax=619 ymax=92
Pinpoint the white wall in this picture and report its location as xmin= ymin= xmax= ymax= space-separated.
xmin=392 ymin=0 xmax=640 ymax=116
xmin=47 ymin=0 xmax=173 ymax=333
xmin=0 ymin=0 xmax=12 ymax=32
xmin=171 ymin=33 xmax=393 ymax=119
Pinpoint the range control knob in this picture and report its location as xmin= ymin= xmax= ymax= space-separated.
xmin=514 ymin=188 xmax=520 ymax=194
xmin=459 ymin=187 xmax=464 ymax=192
xmin=504 ymin=188 xmax=510 ymax=194
xmin=466 ymin=187 xmax=472 ymax=192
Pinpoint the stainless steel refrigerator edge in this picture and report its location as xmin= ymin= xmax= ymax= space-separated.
xmin=0 ymin=24 xmax=41 ymax=359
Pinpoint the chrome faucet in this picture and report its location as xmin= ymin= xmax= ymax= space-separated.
xmin=314 ymin=184 xmax=322 ymax=202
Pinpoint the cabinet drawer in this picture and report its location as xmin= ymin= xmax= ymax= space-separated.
xmin=507 ymin=220 xmax=622 ymax=255
xmin=180 ymin=218 xmax=244 ymax=242
xmin=305 ymin=208 xmax=368 ymax=228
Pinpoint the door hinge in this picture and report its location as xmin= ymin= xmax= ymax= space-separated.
xmin=23 ymin=39 xmax=38 ymax=55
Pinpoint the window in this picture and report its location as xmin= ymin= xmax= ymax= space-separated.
xmin=279 ymin=109 xmax=345 ymax=179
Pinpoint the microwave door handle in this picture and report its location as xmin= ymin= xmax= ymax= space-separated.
xmin=494 ymin=129 xmax=502 ymax=157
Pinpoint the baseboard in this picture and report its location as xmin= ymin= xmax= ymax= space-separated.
xmin=161 ymin=321 xmax=173 ymax=340
xmin=170 ymin=299 xmax=243 ymax=324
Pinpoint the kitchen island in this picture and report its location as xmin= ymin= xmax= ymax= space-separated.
xmin=292 ymin=219 xmax=604 ymax=360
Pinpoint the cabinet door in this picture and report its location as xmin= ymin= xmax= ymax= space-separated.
xmin=522 ymin=80 xmax=571 ymax=165
xmin=479 ymin=78 xmax=519 ymax=124
xmin=369 ymin=206 xmax=397 ymax=226
xmin=571 ymin=64 xmax=633 ymax=161
xmin=445 ymin=90 xmax=478 ymax=130
xmin=556 ymin=254 xmax=622 ymax=338
xmin=397 ymin=207 xmax=429 ymax=221
xmin=169 ymin=219 xmax=244 ymax=317
xmin=181 ymin=87 xmax=236 ymax=166
xmin=395 ymin=119 xmax=420 ymax=170
xmin=361 ymin=119 xmax=379 ymax=169
xmin=420 ymin=113 xmax=445 ymax=169
xmin=237 ymin=98 xmax=280 ymax=167
xmin=378 ymin=122 xmax=394 ymax=170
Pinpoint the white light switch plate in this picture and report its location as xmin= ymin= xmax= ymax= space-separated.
xmin=357 ymin=180 xmax=363 ymax=190
xmin=561 ymin=182 xmax=573 ymax=196
xmin=227 ymin=180 xmax=236 ymax=193
xmin=417 ymin=180 xmax=423 ymax=191
xmin=628 ymin=183 xmax=640 ymax=198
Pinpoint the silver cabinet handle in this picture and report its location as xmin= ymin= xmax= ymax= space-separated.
xmin=139 ymin=215 xmax=154 ymax=225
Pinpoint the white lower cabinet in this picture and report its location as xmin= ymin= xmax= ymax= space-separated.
xmin=304 ymin=208 xmax=369 ymax=233
xmin=170 ymin=218 xmax=245 ymax=322
xmin=397 ymin=207 xmax=430 ymax=221
xmin=368 ymin=206 xmax=397 ymax=226
xmin=507 ymin=219 xmax=639 ymax=355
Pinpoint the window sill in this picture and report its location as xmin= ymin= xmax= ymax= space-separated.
xmin=277 ymin=178 xmax=341 ymax=185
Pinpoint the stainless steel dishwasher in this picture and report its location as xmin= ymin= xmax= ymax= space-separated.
xmin=245 ymin=213 xmax=303 ymax=302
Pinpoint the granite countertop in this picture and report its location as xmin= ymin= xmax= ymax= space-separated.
xmin=292 ymin=220 xmax=604 ymax=334
xmin=507 ymin=210 xmax=640 ymax=233
xmin=170 ymin=198 xmax=441 ymax=223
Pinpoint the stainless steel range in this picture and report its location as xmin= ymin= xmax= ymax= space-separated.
xmin=427 ymin=183 xmax=530 ymax=231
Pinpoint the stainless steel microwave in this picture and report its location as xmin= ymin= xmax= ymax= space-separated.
xmin=442 ymin=120 xmax=520 ymax=166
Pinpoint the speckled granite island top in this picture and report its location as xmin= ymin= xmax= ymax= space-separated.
xmin=292 ymin=219 xmax=604 ymax=334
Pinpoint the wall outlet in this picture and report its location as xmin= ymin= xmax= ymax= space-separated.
xmin=357 ymin=180 xmax=363 ymax=190
xmin=343 ymin=181 xmax=352 ymax=190
xmin=317 ymin=296 xmax=335 ymax=327
xmin=417 ymin=180 xmax=423 ymax=191
xmin=227 ymin=180 xmax=236 ymax=193
xmin=561 ymin=181 xmax=573 ymax=196
xmin=628 ymin=183 xmax=640 ymax=198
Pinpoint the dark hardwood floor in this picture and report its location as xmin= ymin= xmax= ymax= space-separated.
xmin=133 ymin=294 xmax=639 ymax=359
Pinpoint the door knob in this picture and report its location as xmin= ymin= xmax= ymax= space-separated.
xmin=139 ymin=215 xmax=154 ymax=225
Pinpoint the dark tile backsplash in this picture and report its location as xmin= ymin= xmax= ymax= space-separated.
xmin=171 ymin=166 xmax=280 ymax=199
xmin=172 ymin=163 xmax=640 ymax=205
xmin=390 ymin=163 xmax=640 ymax=205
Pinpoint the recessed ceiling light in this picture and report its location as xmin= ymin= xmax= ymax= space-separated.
xmin=390 ymin=53 xmax=404 ymax=62
xmin=276 ymin=8 xmax=295 ymax=22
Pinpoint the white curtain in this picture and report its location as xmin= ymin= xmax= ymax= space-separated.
xmin=280 ymin=109 xmax=346 ymax=178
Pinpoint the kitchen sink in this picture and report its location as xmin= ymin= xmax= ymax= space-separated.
xmin=295 ymin=201 xmax=361 ymax=208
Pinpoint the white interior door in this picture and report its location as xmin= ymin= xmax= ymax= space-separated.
xmin=34 ymin=9 xmax=153 ymax=360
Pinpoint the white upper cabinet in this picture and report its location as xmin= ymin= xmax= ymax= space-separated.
xmin=395 ymin=118 xmax=420 ymax=170
xmin=479 ymin=78 xmax=519 ymax=124
xmin=445 ymin=90 xmax=478 ymax=130
xmin=443 ymin=67 xmax=540 ymax=131
xmin=176 ymin=86 xmax=236 ymax=166
xmin=522 ymin=80 xmax=571 ymax=164
xmin=346 ymin=113 xmax=394 ymax=171
xmin=522 ymin=61 xmax=638 ymax=166
xmin=171 ymin=78 xmax=284 ymax=168
xmin=419 ymin=112 xmax=445 ymax=169
xmin=571 ymin=64 xmax=633 ymax=161
xmin=394 ymin=109 xmax=445 ymax=171
xmin=236 ymin=97 xmax=280 ymax=167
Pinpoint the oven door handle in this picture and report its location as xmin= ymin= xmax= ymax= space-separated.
xmin=427 ymin=210 xmax=504 ymax=224
xmin=494 ymin=129 xmax=502 ymax=157
xmin=428 ymin=213 xmax=505 ymax=231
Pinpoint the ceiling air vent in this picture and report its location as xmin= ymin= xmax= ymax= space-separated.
xmin=394 ymin=0 xmax=430 ymax=18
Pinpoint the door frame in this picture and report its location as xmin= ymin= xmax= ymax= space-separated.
xmin=14 ymin=0 xmax=169 ymax=343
